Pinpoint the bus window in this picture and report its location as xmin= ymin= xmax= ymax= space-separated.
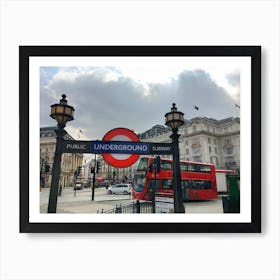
xmin=187 ymin=164 xmax=197 ymax=172
xmin=200 ymin=165 xmax=211 ymax=173
xmin=192 ymin=180 xmax=212 ymax=190
xmin=188 ymin=164 xmax=211 ymax=173
xmin=182 ymin=180 xmax=191 ymax=189
xmin=161 ymin=160 xmax=172 ymax=170
xmin=180 ymin=162 xmax=188 ymax=171
xmin=149 ymin=179 xmax=160 ymax=193
xmin=133 ymin=174 xmax=145 ymax=192
xmin=137 ymin=157 xmax=148 ymax=171
xmin=162 ymin=179 xmax=173 ymax=190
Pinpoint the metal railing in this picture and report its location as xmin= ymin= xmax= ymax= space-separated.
xmin=98 ymin=200 xmax=153 ymax=214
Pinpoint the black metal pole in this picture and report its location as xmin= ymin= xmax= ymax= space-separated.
xmin=170 ymin=128 xmax=185 ymax=213
xmin=152 ymin=161 xmax=156 ymax=213
xmin=40 ymin=159 xmax=44 ymax=191
xmin=91 ymin=154 xmax=96 ymax=201
xmin=47 ymin=124 xmax=65 ymax=213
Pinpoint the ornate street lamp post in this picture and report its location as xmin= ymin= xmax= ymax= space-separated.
xmin=165 ymin=103 xmax=185 ymax=213
xmin=48 ymin=94 xmax=75 ymax=213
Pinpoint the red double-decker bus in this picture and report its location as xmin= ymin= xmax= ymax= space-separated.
xmin=132 ymin=156 xmax=218 ymax=201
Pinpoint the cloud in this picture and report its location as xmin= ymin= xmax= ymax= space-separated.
xmin=226 ymin=71 xmax=240 ymax=87
xmin=225 ymin=70 xmax=240 ymax=101
xmin=175 ymin=70 xmax=236 ymax=118
xmin=40 ymin=67 xmax=238 ymax=140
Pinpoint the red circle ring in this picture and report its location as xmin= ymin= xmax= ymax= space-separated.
xmin=102 ymin=128 xmax=140 ymax=168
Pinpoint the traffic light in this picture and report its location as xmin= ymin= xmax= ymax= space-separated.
xmin=44 ymin=164 xmax=50 ymax=173
xmin=96 ymin=162 xmax=101 ymax=173
xmin=90 ymin=166 xmax=95 ymax=174
xmin=155 ymin=156 xmax=161 ymax=173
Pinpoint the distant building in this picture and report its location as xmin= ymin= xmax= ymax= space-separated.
xmin=139 ymin=124 xmax=170 ymax=140
xmin=94 ymin=155 xmax=136 ymax=184
xmin=40 ymin=127 xmax=83 ymax=188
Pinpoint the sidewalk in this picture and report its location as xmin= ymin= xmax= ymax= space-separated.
xmin=40 ymin=187 xmax=133 ymax=213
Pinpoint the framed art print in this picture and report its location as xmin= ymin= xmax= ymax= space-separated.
xmin=19 ymin=46 xmax=261 ymax=233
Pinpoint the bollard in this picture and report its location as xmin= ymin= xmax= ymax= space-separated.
xmin=115 ymin=204 xmax=122 ymax=213
xmin=136 ymin=199 xmax=140 ymax=213
xmin=222 ymin=175 xmax=240 ymax=213
xmin=58 ymin=184 xmax=62 ymax=196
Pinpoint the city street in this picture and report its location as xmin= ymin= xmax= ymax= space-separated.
xmin=40 ymin=187 xmax=132 ymax=213
xmin=40 ymin=187 xmax=224 ymax=213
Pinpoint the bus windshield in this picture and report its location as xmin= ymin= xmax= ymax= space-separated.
xmin=133 ymin=173 xmax=145 ymax=192
xmin=137 ymin=157 xmax=149 ymax=171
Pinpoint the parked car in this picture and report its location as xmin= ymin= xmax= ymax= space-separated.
xmin=74 ymin=183 xmax=83 ymax=190
xmin=107 ymin=183 xmax=132 ymax=195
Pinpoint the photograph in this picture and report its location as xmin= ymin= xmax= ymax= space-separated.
xmin=2 ymin=1 xmax=278 ymax=279
xmin=20 ymin=46 xmax=261 ymax=232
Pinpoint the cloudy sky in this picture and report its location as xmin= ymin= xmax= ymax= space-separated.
xmin=40 ymin=58 xmax=240 ymax=141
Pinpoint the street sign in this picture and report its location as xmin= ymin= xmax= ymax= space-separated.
xmin=155 ymin=193 xmax=174 ymax=213
xmin=149 ymin=142 xmax=173 ymax=154
xmin=91 ymin=141 xmax=173 ymax=155
xmin=91 ymin=140 xmax=149 ymax=154
xmin=101 ymin=128 xmax=140 ymax=168
xmin=61 ymin=139 xmax=173 ymax=156
xmin=61 ymin=140 xmax=92 ymax=153
xmin=61 ymin=139 xmax=173 ymax=157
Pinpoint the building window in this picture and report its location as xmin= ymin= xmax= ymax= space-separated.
xmin=214 ymin=139 xmax=217 ymax=145
xmin=225 ymin=157 xmax=236 ymax=167
xmin=210 ymin=156 xmax=219 ymax=166
xmin=225 ymin=146 xmax=233 ymax=155
xmin=213 ymin=128 xmax=216 ymax=133
xmin=209 ymin=146 xmax=212 ymax=153
xmin=193 ymin=156 xmax=201 ymax=162
xmin=208 ymin=137 xmax=211 ymax=144
xmin=215 ymin=147 xmax=217 ymax=154
xmin=191 ymin=143 xmax=200 ymax=155
xmin=225 ymin=138 xmax=231 ymax=145
xmin=186 ymin=148 xmax=189 ymax=155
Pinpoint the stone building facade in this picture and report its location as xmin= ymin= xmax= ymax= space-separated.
xmin=139 ymin=117 xmax=240 ymax=173
xmin=40 ymin=127 xmax=83 ymax=188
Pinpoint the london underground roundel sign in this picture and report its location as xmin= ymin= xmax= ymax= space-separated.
xmin=102 ymin=128 xmax=140 ymax=168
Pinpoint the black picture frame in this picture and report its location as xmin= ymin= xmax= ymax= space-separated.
xmin=20 ymin=46 xmax=261 ymax=233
